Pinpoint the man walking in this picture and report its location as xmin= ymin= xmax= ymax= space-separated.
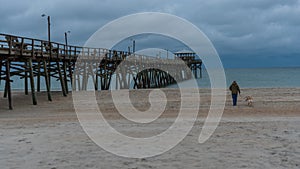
xmin=229 ymin=81 xmax=241 ymax=106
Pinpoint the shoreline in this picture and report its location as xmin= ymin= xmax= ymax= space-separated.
xmin=1 ymin=87 xmax=300 ymax=121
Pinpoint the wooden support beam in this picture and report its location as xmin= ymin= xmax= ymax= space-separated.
xmin=88 ymin=62 xmax=97 ymax=90
xmin=56 ymin=61 xmax=67 ymax=96
xmin=43 ymin=60 xmax=52 ymax=101
xmin=3 ymin=75 xmax=8 ymax=98
xmin=37 ymin=61 xmax=41 ymax=92
xmin=5 ymin=59 xmax=12 ymax=110
xmin=95 ymin=68 xmax=99 ymax=91
xmin=47 ymin=61 xmax=50 ymax=89
xmin=77 ymin=73 xmax=81 ymax=91
xmin=28 ymin=58 xmax=37 ymax=105
xmin=63 ymin=61 xmax=68 ymax=94
xmin=82 ymin=60 xmax=87 ymax=90
xmin=69 ymin=61 xmax=74 ymax=90
xmin=24 ymin=61 xmax=29 ymax=95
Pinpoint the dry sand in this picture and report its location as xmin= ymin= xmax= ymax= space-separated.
xmin=0 ymin=88 xmax=300 ymax=169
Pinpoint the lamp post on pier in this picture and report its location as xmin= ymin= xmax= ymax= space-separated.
xmin=128 ymin=39 xmax=136 ymax=54
xmin=41 ymin=14 xmax=51 ymax=45
xmin=132 ymin=40 xmax=135 ymax=54
xmin=41 ymin=14 xmax=52 ymax=100
xmin=164 ymin=49 xmax=169 ymax=59
xmin=64 ymin=31 xmax=71 ymax=54
xmin=128 ymin=39 xmax=135 ymax=54
xmin=64 ymin=31 xmax=70 ymax=47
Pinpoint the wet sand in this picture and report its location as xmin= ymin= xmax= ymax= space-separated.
xmin=0 ymin=88 xmax=300 ymax=169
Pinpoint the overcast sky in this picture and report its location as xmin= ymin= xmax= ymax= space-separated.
xmin=1 ymin=0 xmax=300 ymax=68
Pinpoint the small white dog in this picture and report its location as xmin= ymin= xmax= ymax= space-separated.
xmin=244 ymin=96 xmax=254 ymax=107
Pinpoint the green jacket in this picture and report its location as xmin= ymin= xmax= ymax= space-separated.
xmin=229 ymin=84 xmax=240 ymax=95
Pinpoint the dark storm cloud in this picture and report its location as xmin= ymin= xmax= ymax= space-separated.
xmin=1 ymin=0 xmax=299 ymax=67
xmin=178 ymin=0 xmax=300 ymax=67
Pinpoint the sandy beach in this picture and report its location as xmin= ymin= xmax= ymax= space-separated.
xmin=0 ymin=88 xmax=300 ymax=169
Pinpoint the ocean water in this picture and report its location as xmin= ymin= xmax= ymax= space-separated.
xmin=0 ymin=67 xmax=300 ymax=91
xmin=225 ymin=67 xmax=300 ymax=88
xmin=170 ymin=67 xmax=300 ymax=88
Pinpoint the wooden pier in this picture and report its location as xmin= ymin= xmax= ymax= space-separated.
xmin=0 ymin=33 xmax=202 ymax=110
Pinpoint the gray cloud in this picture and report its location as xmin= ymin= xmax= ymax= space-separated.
xmin=1 ymin=0 xmax=299 ymax=67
